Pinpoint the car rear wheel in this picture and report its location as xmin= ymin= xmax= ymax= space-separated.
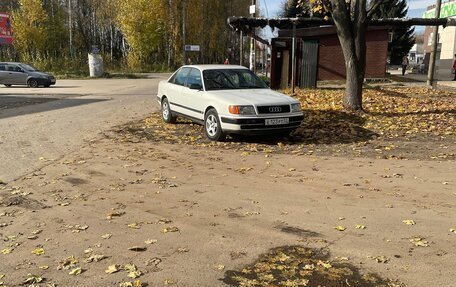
xmin=4 ymin=84 xmax=12 ymax=87
xmin=161 ymin=98 xmax=176 ymax=123
xmin=28 ymin=79 xmax=38 ymax=88
xmin=204 ymin=108 xmax=225 ymax=141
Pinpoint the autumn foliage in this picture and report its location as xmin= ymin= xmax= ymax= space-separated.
xmin=117 ymin=87 xmax=455 ymax=161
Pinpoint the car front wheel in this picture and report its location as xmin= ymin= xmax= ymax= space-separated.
xmin=161 ymin=98 xmax=176 ymax=123
xmin=204 ymin=108 xmax=225 ymax=141
xmin=28 ymin=79 xmax=38 ymax=88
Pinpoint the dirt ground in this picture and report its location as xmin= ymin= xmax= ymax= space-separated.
xmin=1 ymin=86 xmax=455 ymax=287
xmin=1 ymin=116 xmax=455 ymax=286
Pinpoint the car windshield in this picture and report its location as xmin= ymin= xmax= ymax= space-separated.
xmin=18 ymin=64 xmax=38 ymax=72
xmin=203 ymin=69 xmax=268 ymax=91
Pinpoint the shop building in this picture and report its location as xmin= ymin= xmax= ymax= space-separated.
xmin=423 ymin=0 xmax=456 ymax=75
xmin=270 ymin=26 xmax=389 ymax=89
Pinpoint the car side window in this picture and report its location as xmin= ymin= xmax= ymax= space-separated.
xmin=185 ymin=68 xmax=202 ymax=87
xmin=170 ymin=68 xmax=190 ymax=86
xmin=6 ymin=65 xmax=15 ymax=71
xmin=0 ymin=65 xmax=5 ymax=71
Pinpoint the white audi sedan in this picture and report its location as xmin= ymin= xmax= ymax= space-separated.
xmin=157 ymin=65 xmax=304 ymax=141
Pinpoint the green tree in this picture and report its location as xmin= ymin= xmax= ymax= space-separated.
xmin=117 ymin=0 xmax=166 ymax=67
xmin=371 ymin=0 xmax=414 ymax=65
xmin=7 ymin=0 xmax=253 ymax=71
xmin=43 ymin=0 xmax=68 ymax=59
xmin=12 ymin=0 xmax=49 ymax=61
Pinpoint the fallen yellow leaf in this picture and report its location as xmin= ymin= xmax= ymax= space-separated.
xmin=69 ymin=267 xmax=82 ymax=275
xmin=31 ymin=248 xmax=45 ymax=256
xmin=161 ymin=226 xmax=179 ymax=233
xmin=402 ymin=220 xmax=416 ymax=225
xmin=334 ymin=226 xmax=346 ymax=231
xmin=145 ymin=239 xmax=157 ymax=245
xmin=317 ymin=260 xmax=332 ymax=268
xmin=105 ymin=264 xmax=120 ymax=274
xmin=214 ymin=264 xmax=225 ymax=270
xmin=127 ymin=271 xmax=142 ymax=279
xmin=128 ymin=223 xmax=140 ymax=229
xmin=124 ymin=264 xmax=137 ymax=272
xmin=409 ymin=237 xmax=429 ymax=247
xmin=164 ymin=279 xmax=175 ymax=285
xmin=101 ymin=233 xmax=112 ymax=239
xmin=24 ymin=274 xmax=43 ymax=284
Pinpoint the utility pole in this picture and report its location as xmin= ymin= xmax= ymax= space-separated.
xmin=183 ymin=0 xmax=187 ymax=65
xmin=240 ymin=31 xmax=243 ymax=66
xmin=427 ymin=0 xmax=442 ymax=87
xmin=291 ymin=23 xmax=296 ymax=93
xmin=249 ymin=0 xmax=256 ymax=72
xmin=69 ymin=0 xmax=73 ymax=58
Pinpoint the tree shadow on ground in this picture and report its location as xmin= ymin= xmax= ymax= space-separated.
xmin=0 ymin=95 xmax=107 ymax=119
xmin=119 ymin=110 xmax=377 ymax=146
xmin=221 ymin=245 xmax=401 ymax=287
xmin=232 ymin=109 xmax=377 ymax=145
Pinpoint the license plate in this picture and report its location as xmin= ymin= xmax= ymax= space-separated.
xmin=265 ymin=118 xmax=289 ymax=125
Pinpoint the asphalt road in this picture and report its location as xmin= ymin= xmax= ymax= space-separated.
xmin=0 ymin=75 xmax=168 ymax=182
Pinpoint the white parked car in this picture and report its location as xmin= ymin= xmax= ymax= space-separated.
xmin=157 ymin=65 xmax=304 ymax=141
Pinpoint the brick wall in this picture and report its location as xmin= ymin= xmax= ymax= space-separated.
xmin=423 ymin=26 xmax=433 ymax=54
xmin=317 ymin=30 xmax=388 ymax=80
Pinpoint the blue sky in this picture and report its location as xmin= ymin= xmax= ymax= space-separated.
xmin=261 ymin=0 xmax=436 ymax=18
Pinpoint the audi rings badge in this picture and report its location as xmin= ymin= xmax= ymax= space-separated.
xmin=269 ymin=107 xmax=282 ymax=113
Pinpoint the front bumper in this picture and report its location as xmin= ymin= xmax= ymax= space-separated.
xmin=37 ymin=78 xmax=56 ymax=86
xmin=220 ymin=114 xmax=304 ymax=133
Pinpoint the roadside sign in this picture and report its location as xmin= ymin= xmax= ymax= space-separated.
xmin=249 ymin=5 xmax=256 ymax=15
xmin=185 ymin=45 xmax=200 ymax=52
xmin=0 ymin=12 xmax=13 ymax=45
xmin=91 ymin=45 xmax=100 ymax=54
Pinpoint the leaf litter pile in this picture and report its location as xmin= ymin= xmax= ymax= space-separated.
xmin=222 ymin=246 xmax=403 ymax=287
xmin=115 ymin=87 xmax=455 ymax=160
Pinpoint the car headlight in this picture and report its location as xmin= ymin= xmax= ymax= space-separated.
xmin=229 ymin=105 xmax=256 ymax=115
xmin=291 ymin=103 xmax=301 ymax=113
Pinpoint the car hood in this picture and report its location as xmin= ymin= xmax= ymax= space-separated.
xmin=207 ymin=89 xmax=298 ymax=106
xmin=29 ymin=71 xmax=53 ymax=78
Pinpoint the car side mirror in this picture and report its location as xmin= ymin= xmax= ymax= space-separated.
xmin=189 ymin=83 xmax=202 ymax=90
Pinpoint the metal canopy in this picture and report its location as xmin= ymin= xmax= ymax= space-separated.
xmin=228 ymin=16 xmax=456 ymax=30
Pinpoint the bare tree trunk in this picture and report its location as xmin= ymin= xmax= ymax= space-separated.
xmin=344 ymin=56 xmax=363 ymax=110
xmin=331 ymin=0 xmax=367 ymax=112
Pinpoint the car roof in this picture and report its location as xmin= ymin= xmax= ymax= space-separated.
xmin=0 ymin=62 xmax=24 ymax=65
xmin=183 ymin=64 xmax=249 ymax=71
